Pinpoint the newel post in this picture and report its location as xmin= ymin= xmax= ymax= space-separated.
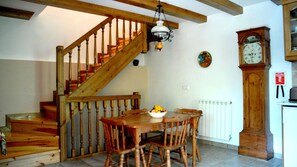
xmin=56 ymin=46 xmax=64 ymax=96
xmin=141 ymin=23 xmax=148 ymax=53
xmin=56 ymin=46 xmax=67 ymax=161
xmin=58 ymin=95 xmax=67 ymax=162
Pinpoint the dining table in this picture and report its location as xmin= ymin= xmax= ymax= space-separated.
xmin=121 ymin=111 xmax=200 ymax=167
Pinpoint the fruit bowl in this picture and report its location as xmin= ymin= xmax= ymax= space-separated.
xmin=148 ymin=111 xmax=166 ymax=118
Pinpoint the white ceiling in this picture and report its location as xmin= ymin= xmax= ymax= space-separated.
xmin=0 ymin=0 xmax=272 ymax=22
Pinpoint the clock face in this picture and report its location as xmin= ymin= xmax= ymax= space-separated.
xmin=243 ymin=42 xmax=262 ymax=64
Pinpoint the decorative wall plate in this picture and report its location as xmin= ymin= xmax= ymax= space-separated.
xmin=198 ymin=51 xmax=212 ymax=68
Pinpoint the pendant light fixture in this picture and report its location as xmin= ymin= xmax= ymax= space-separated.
xmin=151 ymin=0 xmax=173 ymax=51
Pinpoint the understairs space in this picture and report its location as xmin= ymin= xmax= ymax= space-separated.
xmin=43 ymin=141 xmax=282 ymax=167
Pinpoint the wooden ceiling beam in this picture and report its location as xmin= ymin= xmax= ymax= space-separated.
xmin=114 ymin=0 xmax=207 ymax=23
xmin=196 ymin=0 xmax=243 ymax=15
xmin=281 ymin=0 xmax=296 ymax=5
xmin=22 ymin=0 xmax=179 ymax=29
xmin=271 ymin=0 xmax=281 ymax=5
xmin=0 ymin=6 xmax=34 ymax=20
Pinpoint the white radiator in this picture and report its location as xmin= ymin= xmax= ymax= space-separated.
xmin=198 ymin=100 xmax=232 ymax=142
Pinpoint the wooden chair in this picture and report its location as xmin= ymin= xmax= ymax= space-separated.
xmin=174 ymin=108 xmax=203 ymax=162
xmin=101 ymin=117 xmax=147 ymax=167
xmin=147 ymin=116 xmax=191 ymax=167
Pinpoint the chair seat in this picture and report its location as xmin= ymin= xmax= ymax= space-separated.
xmin=148 ymin=135 xmax=187 ymax=151
xmin=109 ymin=141 xmax=147 ymax=154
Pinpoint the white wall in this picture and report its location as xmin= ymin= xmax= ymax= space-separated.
xmin=0 ymin=6 xmax=106 ymax=61
xmin=146 ymin=1 xmax=291 ymax=156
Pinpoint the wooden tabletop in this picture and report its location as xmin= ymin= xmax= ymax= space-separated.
xmin=121 ymin=112 xmax=190 ymax=126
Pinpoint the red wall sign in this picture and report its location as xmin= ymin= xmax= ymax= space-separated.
xmin=275 ymin=72 xmax=285 ymax=85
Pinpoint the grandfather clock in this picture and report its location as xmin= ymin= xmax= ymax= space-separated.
xmin=237 ymin=27 xmax=274 ymax=160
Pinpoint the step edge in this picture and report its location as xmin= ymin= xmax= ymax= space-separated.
xmin=0 ymin=149 xmax=60 ymax=163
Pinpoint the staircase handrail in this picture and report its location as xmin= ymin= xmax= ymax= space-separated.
xmin=63 ymin=17 xmax=113 ymax=55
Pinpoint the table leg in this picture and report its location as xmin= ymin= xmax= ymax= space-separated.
xmin=132 ymin=129 xmax=142 ymax=167
xmin=192 ymin=117 xmax=197 ymax=167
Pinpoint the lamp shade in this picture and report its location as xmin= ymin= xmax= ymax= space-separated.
xmin=151 ymin=20 xmax=170 ymax=42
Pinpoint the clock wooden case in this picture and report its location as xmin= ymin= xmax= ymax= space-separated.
xmin=237 ymin=26 xmax=274 ymax=160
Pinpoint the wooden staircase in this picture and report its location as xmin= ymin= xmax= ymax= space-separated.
xmin=0 ymin=16 xmax=147 ymax=166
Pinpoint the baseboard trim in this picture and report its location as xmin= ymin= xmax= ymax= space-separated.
xmin=198 ymin=139 xmax=238 ymax=150
xmin=198 ymin=139 xmax=282 ymax=159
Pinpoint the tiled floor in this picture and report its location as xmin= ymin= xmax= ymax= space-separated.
xmin=45 ymin=142 xmax=282 ymax=167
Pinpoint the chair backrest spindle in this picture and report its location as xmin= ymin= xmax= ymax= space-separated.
xmin=163 ymin=116 xmax=190 ymax=148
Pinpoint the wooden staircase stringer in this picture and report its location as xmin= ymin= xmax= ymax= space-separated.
xmin=68 ymin=32 xmax=145 ymax=97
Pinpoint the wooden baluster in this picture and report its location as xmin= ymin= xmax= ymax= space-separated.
xmin=87 ymin=101 xmax=93 ymax=154
xmin=109 ymin=21 xmax=112 ymax=58
xmin=86 ymin=38 xmax=89 ymax=79
xmin=68 ymin=51 xmax=72 ymax=94
xmin=101 ymin=26 xmax=105 ymax=65
xmin=129 ymin=19 xmax=132 ymax=42
xmin=116 ymin=18 xmax=119 ymax=52
xmin=95 ymin=101 xmax=100 ymax=152
xmin=78 ymin=102 xmax=84 ymax=156
xmin=117 ymin=99 xmax=121 ymax=116
xmin=93 ymin=32 xmax=97 ymax=72
xmin=131 ymin=98 xmax=135 ymax=110
xmin=138 ymin=98 xmax=141 ymax=110
xmin=135 ymin=21 xmax=138 ymax=35
xmin=124 ymin=99 xmax=128 ymax=111
xmin=103 ymin=100 xmax=107 ymax=117
xmin=70 ymin=102 xmax=76 ymax=157
xmin=123 ymin=18 xmax=126 ymax=47
xmin=133 ymin=92 xmax=140 ymax=109
xmin=77 ymin=45 xmax=81 ymax=86
xmin=110 ymin=100 xmax=114 ymax=117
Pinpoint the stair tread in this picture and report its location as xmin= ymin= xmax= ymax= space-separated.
xmin=0 ymin=131 xmax=59 ymax=161
xmin=7 ymin=113 xmax=57 ymax=125
xmin=0 ymin=126 xmax=11 ymax=133
xmin=0 ymin=148 xmax=60 ymax=161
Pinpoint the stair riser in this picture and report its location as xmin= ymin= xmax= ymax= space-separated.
xmin=40 ymin=102 xmax=57 ymax=121
xmin=44 ymin=110 xmax=57 ymax=122
xmin=117 ymin=38 xmax=130 ymax=45
xmin=97 ymin=54 xmax=111 ymax=63
xmin=0 ymin=150 xmax=60 ymax=166
xmin=7 ymin=138 xmax=58 ymax=148
xmin=10 ymin=122 xmax=57 ymax=135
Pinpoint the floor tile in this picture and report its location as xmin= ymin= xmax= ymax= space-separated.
xmin=45 ymin=142 xmax=282 ymax=167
